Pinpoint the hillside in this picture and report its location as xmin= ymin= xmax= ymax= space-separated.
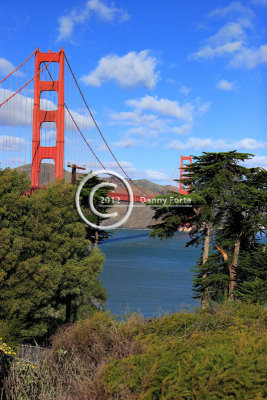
xmin=132 ymin=179 xmax=178 ymax=195
xmin=17 ymin=163 xmax=73 ymax=185
xmin=16 ymin=164 xmax=178 ymax=196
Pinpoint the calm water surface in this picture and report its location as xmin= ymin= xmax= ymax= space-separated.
xmin=100 ymin=229 xmax=201 ymax=317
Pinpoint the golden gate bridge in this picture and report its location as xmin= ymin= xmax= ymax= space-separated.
xmin=0 ymin=48 xmax=191 ymax=200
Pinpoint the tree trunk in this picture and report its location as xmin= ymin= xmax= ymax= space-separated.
xmin=216 ymin=243 xmax=229 ymax=301
xmin=201 ymin=223 xmax=210 ymax=308
xmin=228 ymin=236 xmax=241 ymax=301
xmin=94 ymin=230 xmax=99 ymax=248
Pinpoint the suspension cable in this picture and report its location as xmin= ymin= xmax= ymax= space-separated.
xmin=64 ymin=103 xmax=107 ymax=171
xmin=0 ymin=51 xmax=60 ymax=108
xmin=43 ymin=63 xmax=107 ymax=172
xmin=64 ymin=55 xmax=151 ymax=197
xmin=0 ymin=50 xmax=36 ymax=85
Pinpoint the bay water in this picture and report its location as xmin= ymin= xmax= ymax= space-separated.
xmin=100 ymin=229 xmax=201 ymax=317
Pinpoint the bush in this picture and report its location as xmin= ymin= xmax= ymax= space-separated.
xmin=2 ymin=312 xmax=142 ymax=399
xmin=2 ymin=303 xmax=267 ymax=400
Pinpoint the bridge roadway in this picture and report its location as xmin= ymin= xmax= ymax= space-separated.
xmin=108 ymin=192 xmax=153 ymax=203
xmin=23 ymin=188 xmax=154 ymax=203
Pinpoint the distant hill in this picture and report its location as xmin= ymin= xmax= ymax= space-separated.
xmin=17 ymin=163 xmax=74 ymax=185
xmin=132 ymin=179 xmax=178 ymax=196
xmin=16 ymin=164 xmax=178 ymax=195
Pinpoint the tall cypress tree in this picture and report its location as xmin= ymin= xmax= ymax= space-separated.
xmin=214 ymin=167 xmax=267 ymax=300
xmin=150 ymin=151 xmax=264 ymax=305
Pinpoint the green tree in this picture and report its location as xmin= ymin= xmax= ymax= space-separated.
xmin=150 ymin=151 xmax=260 ymax=305
xmin=214 ymin=167 xmax=267 ymax=300
xmin=77 ymin=173 xmax=113 ymax=247
xmin=0 ymin=169 xmax=107 ymax=344
xmin=233 ymin=245 xmax=267 ymax=303
xmin=192 ymin=248 xmax=230 ymax=303
xmin=182 ymin=152 xmax=256 ymax=302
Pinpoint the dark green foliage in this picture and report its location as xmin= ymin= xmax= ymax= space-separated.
xmin=0 ymin=169 xmax=107 ymax=344
xmin=207 ymin=166 xmax=267 ymax=303
xmin=235 ymin=245 xmax=267 ymax=303
xmin=149 ymin=192 xmax=205 ymax=239
xmin=181 ymin=150 xmax=252 ymax=192
xmin=219 ymin=167 xmax=267 ymax=244
xmin=192 ymin=251 xmax=230 ymax=302
xmin=193 ymin=235 xmax=267 ymax=305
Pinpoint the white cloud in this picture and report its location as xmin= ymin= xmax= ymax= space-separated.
xmin=235 ymin=138 xmax=267 ymax=149
xmin=112 ymin=138 xmax=140 ymax=148
xmin=0 ymin=89 xmax=94 ymax=131
xmin=0 ymin=135 xmax=24 ymax=151
xmin=81 ymin=50 xmax=159 ymax=89
xmin=166 ymin=137 xmax=267 ymax=151
xmin=103 ymin=160 xmax=170 ymax=182
xmin=172 ymin=123 xmax=193 ymax=135
xmin=110 ymin=110 xmax=159 ymax=126
xmin=191 ymin=41 xmax=243 ymax=60
xmin=40 ymin=129 xmax=57 ymax=143
xmin=0 ymin=90 xmax=33 ymax=126
xmin=110 ymin=109 xmax=169 ymax=139
xmin=191 ymin=19 xmax=250 ymax=62
xmin=126 ymin=95 xmax=194 ymax=122
xmin=209 ymin=22 xmax=248 ymax=44
xmin=144 ymin=169 xmax=169 ymax=181
xmin=180 ymin=85 xmax=191 ymax=95
xmin=0 ymin=58 xmax=24 ymax=77
xmin=57 ymin=0 xmax=129 ymax=41
xmin=65 ymin=108 xmax=95 ymax=131
xmin=230 ymin=43 xmax=267 ymax=68
xmin=88 ymin=0 xmax=129 ymax=21
xmin=208 ymin=2 xmax=254 ymax=19
xmin=126 ymin=127 xmax=152 ymax=137
xmin=57 ymin=17 xmax=74 ymax=41
xmin=251 ymin=0 xmax=267 ymax=6
xmin=217 ymin=79 xmax=235 ymax=90
xmin=102 ymin=160 xmax=134 ymax=169
xmin=190 ymin=3 xmax=267 ymax=69
xmin=198 ymin=100 xmax=211 ymax=116
xmin=243 ymin=155 xmax=267 ymax=169
xmin=167 ymin=137 xmax=218 ymax=150
xmin=103 ymin=160 xmax=140 ymax=176
xmin=109 ymin=95 xmax=210 ymax=140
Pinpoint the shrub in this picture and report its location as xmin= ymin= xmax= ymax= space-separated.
xmin=2 ymin=303 xmax=267 ymax=400
xmin=3 ymin=312 xmax=142 ymax=399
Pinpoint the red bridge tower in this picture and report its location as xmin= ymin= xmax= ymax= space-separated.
xmin=179 ymin=155 xmax=192 ymax=194
xmin=31 ymin=48 xmax=65 ymax=188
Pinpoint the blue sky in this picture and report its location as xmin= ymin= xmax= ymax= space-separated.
xmin=0 ymin=0 xmax=267 ymax=182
